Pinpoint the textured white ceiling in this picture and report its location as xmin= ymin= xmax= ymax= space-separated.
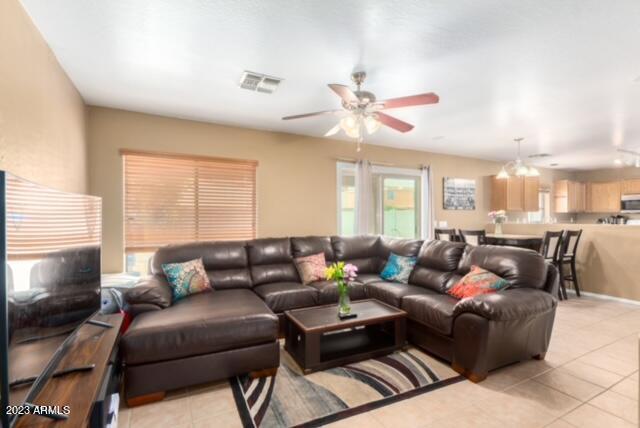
xmin=20 ymin=0 xmax=640 ymax=169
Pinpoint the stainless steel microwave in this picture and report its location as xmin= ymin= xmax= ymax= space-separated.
xmin=621 ymin=194 xmax=640 ymax=213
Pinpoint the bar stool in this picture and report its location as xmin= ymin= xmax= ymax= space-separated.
xmin=540 ymin=230 xmax=565 ymax=300
xmin=559 ymin=229 xmax=583 ymax=297
xmin=458 ymin=229 xmax=487 ymax=246
xmin=434 ymin=228 xmax=457 ymax=241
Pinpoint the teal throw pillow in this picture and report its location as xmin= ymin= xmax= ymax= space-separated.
xmin=161 ymin=258 xmax=212 ymax=302
xmin=380 ymin=253 xmax=417 ymax=284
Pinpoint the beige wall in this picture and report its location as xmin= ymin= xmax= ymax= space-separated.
xmin=0 ymin=0 xmax=87 ymax=193
xmin=499 ymin=223 xmax=640 ymax=301
xmin=87 ymin=106 xmax=569 ymax=272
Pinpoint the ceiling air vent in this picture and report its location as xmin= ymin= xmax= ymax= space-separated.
xmin=528 ymin=153 xmax=552 ymax=159
xmin=239 ymin=71 xmax=282 ymax=94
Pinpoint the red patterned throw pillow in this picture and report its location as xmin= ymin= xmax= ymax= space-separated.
xmin=447 ymin=265 xmax=509 ymax=299
xmin=294 ymin=252 xmax=327 ymax=285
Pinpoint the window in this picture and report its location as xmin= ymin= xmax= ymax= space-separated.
xmin=122 ymin=150 xmax=257 ymax=273
xmin=528 ymin=190 xmax=551 ymax=224
xmin=337 ymin=162 xmax=422 ymax=238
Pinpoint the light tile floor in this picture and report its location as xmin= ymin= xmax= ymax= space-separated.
xmin=121 ymin=295 xmax=640 ymax=428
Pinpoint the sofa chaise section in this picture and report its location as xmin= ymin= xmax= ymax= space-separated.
xmin=121 ymin=241 xmax=280 ymax=404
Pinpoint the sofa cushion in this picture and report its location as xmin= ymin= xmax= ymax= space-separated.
xmin=253 ymin=282 xmax=318 ymax=312
xmin=307 ymin=280 xmax=367 ymax=304
xmin=401 ymin=292 xmax=458 ymax=336
xmin=248 ymin=238 xmax=300 ymax=286
xmin=291 ymin=236 xmax=335 ymax=261
xmin=121 ymin=289 xmax=278 ymax=366
xmin=409 ymin=240 xmax=467 ymax=292
xmin=457 ymin=245 xmax=548 ymax=290
xmin=151 ymin=241 xmax=252 ymax=290
xmin=379 ymin=236 xmax=423 ymax=259
xmin=354 ymin=273 xmax=382 ymax=285
xmin=364 ymin=281 xmax=431 ymax=307
xmin=331 ymin=235 xmax=381 ymax=273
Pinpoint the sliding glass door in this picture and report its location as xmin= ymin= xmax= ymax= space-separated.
xmin=375 ymin=175 xmax=420 ymax=238
xmin=337 ymin=162 xmax=423 ymax=239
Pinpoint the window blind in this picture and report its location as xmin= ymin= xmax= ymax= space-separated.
xmin=122 ymin=150 xmax=258 ymax=252
xmin=5 ymin=174 xmax=102 ymax=260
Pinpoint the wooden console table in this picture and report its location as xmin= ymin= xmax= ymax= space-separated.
xmin=15 ymin=313 xmax=123 ymax=428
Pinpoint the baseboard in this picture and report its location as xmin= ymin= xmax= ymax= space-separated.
xmin=565 ymin=289 xmax=640 ymax=306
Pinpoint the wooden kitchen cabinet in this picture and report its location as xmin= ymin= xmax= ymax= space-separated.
xmin=588 ymin=181 xmax=621 ymax=213
xmin=523 ymin=176 xmax=540 ymax=211
xmin=554 ymin=180 xmax=585 ymax=213
xmin=621 ymin=179 xmax=640 ymax=195
xmin=491 ymin=175 xmax=539 ymax=212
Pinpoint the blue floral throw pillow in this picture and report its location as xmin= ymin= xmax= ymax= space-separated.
xmin=161 ymin=258 xmax=212 ymax=302
xmin=380 ymin=253 xmax=417 ymax=284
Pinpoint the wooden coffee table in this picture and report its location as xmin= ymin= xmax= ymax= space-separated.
xmin=284 ymin=299 xmax=407 ymax=373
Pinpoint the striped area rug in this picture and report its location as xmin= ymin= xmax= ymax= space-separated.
xmin=230 ymin=345 xmax=463 ymax=428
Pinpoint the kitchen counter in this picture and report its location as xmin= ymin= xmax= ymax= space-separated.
xmin=486 ymin=233 xmax=543 ymax=239
xmin=486 ymin=223 xmax=640 ymax=301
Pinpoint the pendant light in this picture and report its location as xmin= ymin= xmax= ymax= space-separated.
xmin=497 ymin=138 xmax=540 ymax=179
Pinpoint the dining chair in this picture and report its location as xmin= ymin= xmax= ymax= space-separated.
xmin=434 ymin=228 xmax=457 ymax=241
xmin=540 ymin=230 xmax=565 ymax=300
xmin=559 ymin=229 xmax=583 ymax=298
xmin=458 ymin=229 xmax=487 ymax=246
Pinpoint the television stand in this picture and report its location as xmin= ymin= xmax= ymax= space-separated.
xmin=21 ymin=403 xmax=69 ymax=421
xmin=15 ymin=313 xmax=123 ymax=428
xmin=87 ymin=319 xmax=113 ymax=329
xmin=10 ymin=365 xmax=96 ymax=388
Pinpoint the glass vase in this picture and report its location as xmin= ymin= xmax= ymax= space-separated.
xmin=495 ymin=222 xmax=503 ymax=235
xmin=337 ymin=281 xmax=351 ymax=316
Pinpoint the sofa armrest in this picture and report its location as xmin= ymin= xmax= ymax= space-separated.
xmin=124 ymin=275 xmax=173 ymax=310
xmin=453 ymin=288 xmax=557 ymax=321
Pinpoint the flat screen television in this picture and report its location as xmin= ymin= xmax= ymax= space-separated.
xmin=0 ymin=171 xmax=102 ymax=427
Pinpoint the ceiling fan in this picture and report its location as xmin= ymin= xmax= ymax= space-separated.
xmin=282 ymin=71 xmax=439 ymax=151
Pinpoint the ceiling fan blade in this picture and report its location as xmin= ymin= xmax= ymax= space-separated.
xmin=282 ymin=109 xmax=342 ymax=120
xmin=378 ymin=92 xmax=439 ymax=109
xmin=376 ymin=112 xmax=414 ymax=133
xmin=324 ymin=123 xmax=342 ymax=137
xmin=328 ymin=84 xmax=359 ymax=104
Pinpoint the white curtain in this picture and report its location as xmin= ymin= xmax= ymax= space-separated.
xmin=421 ymin=165 xmax=435 ymax=240
xmin=355 ymin=160 xmax=373 ymax=235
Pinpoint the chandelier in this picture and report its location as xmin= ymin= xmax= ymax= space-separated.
xmin=497 ymin=138 xmax=540 ymax=179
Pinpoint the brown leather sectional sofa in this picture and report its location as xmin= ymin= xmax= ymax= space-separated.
xmin=122 ymin=235 xmax=558 ymax=401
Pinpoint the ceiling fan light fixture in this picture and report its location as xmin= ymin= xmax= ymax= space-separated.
xmin=364 ymin=115 xmax=381 ymax=135
xmin=339 ymin=115 xmax=356 ymax=132
xmin=345 ymin=128 xmax=361 ymax=139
